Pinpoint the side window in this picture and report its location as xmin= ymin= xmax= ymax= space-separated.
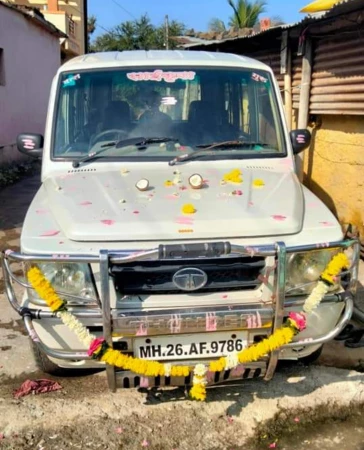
xmin=255 ymin=78 xmax=280 ymax=149
xmin=55 ymin=76 xmax=88 ymax=154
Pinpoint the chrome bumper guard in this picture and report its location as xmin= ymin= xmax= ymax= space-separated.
xmin=1 ymin=239 xmax=359 ymax=390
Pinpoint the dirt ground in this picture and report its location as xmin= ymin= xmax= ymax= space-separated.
xmin=0 ymin=175 xmax=364 ymax=450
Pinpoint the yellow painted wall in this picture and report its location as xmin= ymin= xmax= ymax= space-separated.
xmin=8 ymin=0 xmax=84 ymax=55
xmin=303 ymin=115 xmax=364 ymax=233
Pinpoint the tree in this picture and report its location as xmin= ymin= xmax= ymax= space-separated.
xmin=208 ymin=18 xmax=226 ymax=33
xmin=227 ymin=0 xmax=267 ymax=29
xmin=90 ymin=15 xmax=185 ymax=52
xmin=87 ymin=15 xmax=97 ymax=48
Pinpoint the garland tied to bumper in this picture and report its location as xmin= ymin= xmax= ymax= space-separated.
xmin=27 ymin=252 xmax=349 ymax=401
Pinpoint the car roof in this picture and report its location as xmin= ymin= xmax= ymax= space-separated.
xmin=60 ymin=50 xmax=271 ymax=73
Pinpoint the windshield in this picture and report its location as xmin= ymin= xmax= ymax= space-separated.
xmin=53 ymin=66 xmax=286 ymax=161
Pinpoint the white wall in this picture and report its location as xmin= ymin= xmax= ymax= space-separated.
xmin=0 ymin=5 xmax=60 ymax=164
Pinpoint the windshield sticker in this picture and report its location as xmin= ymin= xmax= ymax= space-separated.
xmin=62 ymin=74 xmax=81 ymax=87
xmin=126 ymin=70 xmax=196 ymax=83
xmin=251 ymin=72 xmax=268 ymax=83
xmin=161 ymin=96 xmax=178 ymax=105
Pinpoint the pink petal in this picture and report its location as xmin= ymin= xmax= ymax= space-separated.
xmin=269 ymin=443 xmax=277 ymax=449
xmin=179 ymin=186 xmax=188 ymax=191
xmin=294 ymin=417 xmax=300 ymax=423
xmin=176 ymin=216 xmax=194 ymax=225
xmin=141 ymin=439 xmax=149 ymax=447
xmin=115 ymin=427 xmax=123 ymax=434
xmin=58 ymin=241 xmax=64 ymax=245
xmin=36 ymin=209 xmax=49 ymax=215
xmin=320 ymin=221 xmax=335 ymax=227
xmin=0 ymin=433 xmax=4 ymax=440
xmin=139 ymin=377 xmax=149 ymax=388
xmin=227 ymin=416 xmax=234 ymax=424
xmin=133 ymin=210 xmax=140 ymax=214
xmin=79 ymin=201 xmax=92 ymax=206
xmin=222 ymin=295 xmax=228 ymax=299
xmin=272 ymin=215 xmax=287 ymax=221
xmin=101 ymin=220 xmax=115 ymax=226
xmin=40 ymin=230 xmax=60 ymax=237
xmin=165 ymin=194 xmax=180 ymax=200
xmin=248 ymin=201 xmax=254 ymax=206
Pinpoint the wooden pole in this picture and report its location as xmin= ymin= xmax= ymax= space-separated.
xmin=284 ymin=48 xmax=292 ymax=131
xmin=297 ymin=37 xmax=313 ymax=180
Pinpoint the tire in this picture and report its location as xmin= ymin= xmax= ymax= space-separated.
xmin=29 ymin=338 xmax=70 ymax=376
xmin=297 ymin=345 xmax=323 ymax=365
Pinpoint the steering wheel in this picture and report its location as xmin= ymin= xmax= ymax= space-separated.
xmin=90 ymin=129 xmax=128 ymax=148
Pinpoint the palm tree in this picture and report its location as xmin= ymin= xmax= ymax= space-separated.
xmin=227 ymin=0 xmax=267 ymax=29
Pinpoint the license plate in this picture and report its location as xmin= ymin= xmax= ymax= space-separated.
xmin=134 ymin=332 xmax=248 ymax=361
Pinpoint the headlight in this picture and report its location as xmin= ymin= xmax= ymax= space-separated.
xmin=28 ymin=262 xmax=97 ymax=303
xmin=286 ymin=250 xmax=338 ymax=295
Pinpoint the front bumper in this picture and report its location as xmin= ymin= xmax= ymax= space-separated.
xmin=1 ymin=239 xmax=359 ymax=389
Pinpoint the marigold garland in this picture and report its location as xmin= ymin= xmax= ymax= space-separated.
xmin=27 ymin=267 xmax=66 ymax=313
xmin=27 ymin=251 xmax=350 ymax=402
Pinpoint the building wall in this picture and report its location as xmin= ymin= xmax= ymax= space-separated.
xmin=303 ymin=115 xmax=364 ymax=233
xmin=0 ymin=5 xmax=60 ymax=164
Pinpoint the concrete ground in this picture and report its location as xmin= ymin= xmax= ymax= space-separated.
xmin=0 ymin=175 xmax=363 ymax=449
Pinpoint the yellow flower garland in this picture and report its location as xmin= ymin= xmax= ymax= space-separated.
xmin=27 ymin=268 xmax=66 ymax=312
xmin=27 ymin=251 xmax=350 ymax=402
xmin=209 ymin=326 xmax=295 ymax=372
xmin=321 ymin=252 xmax=349 ymax=285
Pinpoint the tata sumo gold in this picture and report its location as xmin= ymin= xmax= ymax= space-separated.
xmin=2 ymin=51 xmax=359 ymax=395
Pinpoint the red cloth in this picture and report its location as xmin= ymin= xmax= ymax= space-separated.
xmin=13 ymin=379 xmax=62 ymax=399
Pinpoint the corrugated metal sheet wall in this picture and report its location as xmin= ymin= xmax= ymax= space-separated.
xmin=249 ymin=49 xmax=284 ymax=94
xmin=311 ymin=34 xmax=364 ymax=115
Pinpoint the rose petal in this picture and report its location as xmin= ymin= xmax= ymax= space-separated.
xmin=294 ymin=417 xmax=300 ymax=423
xmin=141 ymin=439 xmax=149 ymax=447
xmin=116 ymin=427 xmax=123 ymax=434
xmin=272 ymin=215 xmax=286 ymax=221
xmin=79 ymin=201 xmax=92 ymax=206
xmin=320 ymin=221 xmax=335 ymax=227
xmin=36 ymin=209 xmax=49 ymax=215
xmin=40 ymin=230 xmax=60 ymax=237
xmin=101 ymin=220 xmax=115 ymax=226
xmin=133 ymin=211 xmax=140 ymax=215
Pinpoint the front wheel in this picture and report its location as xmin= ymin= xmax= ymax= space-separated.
xmin=30 ymin=339 xmax=71 ymax=376
xmin=297 ymin=345 xmax=323 ymax=365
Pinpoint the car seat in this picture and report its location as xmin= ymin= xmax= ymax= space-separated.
xmin=102 ymin=100 xmax=131 ymax=131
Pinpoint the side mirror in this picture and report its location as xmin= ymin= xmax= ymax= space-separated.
xmin=16 ymin=133 xmax=43 ymax=159
xmin=290 ymin=129 xmax=311 ymax=155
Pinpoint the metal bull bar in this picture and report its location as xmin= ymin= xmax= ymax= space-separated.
xmin=1 ymin=239 xmax=359 ymax=391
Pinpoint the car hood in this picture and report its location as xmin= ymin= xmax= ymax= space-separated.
xmin=38 ymin=165 xmax=304 ymax=242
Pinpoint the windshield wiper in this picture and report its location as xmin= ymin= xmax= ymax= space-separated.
xmin=73 ymin=137 xmax=178 ymax=168
xmin=168 ymin=141 xmax=270 ymax=166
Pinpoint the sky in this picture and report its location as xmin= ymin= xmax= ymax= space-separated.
xmin=89 ymin=0 xmax=312 ymax=38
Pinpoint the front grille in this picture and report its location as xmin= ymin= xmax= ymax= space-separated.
xmin=110 ymin=257 xmax=265 ymax=295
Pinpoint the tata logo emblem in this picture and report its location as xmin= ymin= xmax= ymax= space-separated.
xmin=172 ymin=268 xmax=208 ymax=292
